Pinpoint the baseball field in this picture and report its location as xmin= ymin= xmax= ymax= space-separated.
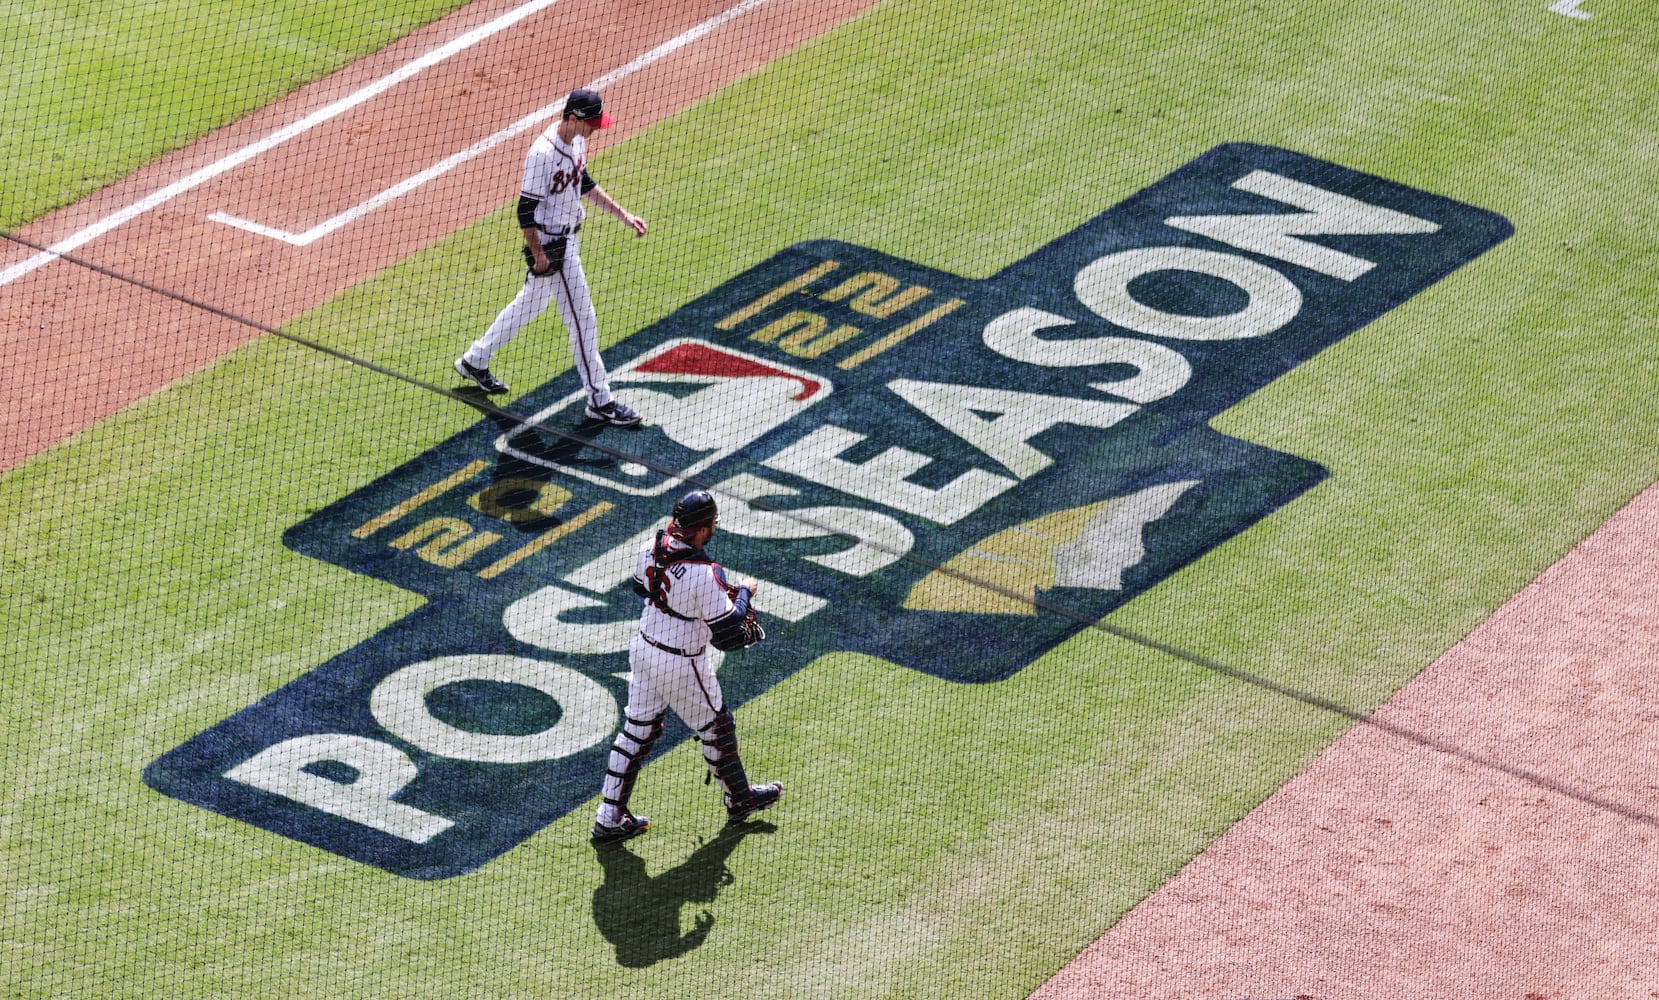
xmin=3 ymin=0 xmax=1656 ymax=996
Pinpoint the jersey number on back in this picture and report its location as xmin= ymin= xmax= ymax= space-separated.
xmin=645 ymin=564 xmax=678 ymax=598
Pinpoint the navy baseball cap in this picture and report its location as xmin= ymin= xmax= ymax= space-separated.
xmin=564 ymin=88 xmax=614 ymax=128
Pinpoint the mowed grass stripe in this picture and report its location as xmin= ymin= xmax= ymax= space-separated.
xmin=0 ymin=0 xmax=469 ymax=231
xmin=3 ymin=0 xmax=1657 ymax=996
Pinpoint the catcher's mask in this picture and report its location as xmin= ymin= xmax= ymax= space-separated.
xmin=671 ymin=489 xmax=719 ymax=533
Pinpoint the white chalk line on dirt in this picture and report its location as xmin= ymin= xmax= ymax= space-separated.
xmin=0 ymin=0 xmax=570 ymax=287
xmin=208 ymin=0 xmax=775 ymax=246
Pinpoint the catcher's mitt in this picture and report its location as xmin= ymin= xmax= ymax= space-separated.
xmin=740 ymin=608 xmax=765 ymax=647
xmin=711 ymin=605 xmax=765 ymax=651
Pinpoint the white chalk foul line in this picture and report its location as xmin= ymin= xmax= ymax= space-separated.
xmin=0 ymin=0 xmax=568 ymax=286
xmin=1548 ymin=0 xmax=1593 ymax=18
xmin=209 ymin=0 xmax=774 ymax=246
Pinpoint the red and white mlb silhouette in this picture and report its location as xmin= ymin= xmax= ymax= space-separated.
xmin=497 ymin=339 xmax=834 ymax=495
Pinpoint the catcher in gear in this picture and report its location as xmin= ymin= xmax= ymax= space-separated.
xmin=592 ymin=489 xmax=781 ymax=843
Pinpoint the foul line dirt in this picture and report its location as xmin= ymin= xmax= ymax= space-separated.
xmin=1031 ymin=480 xmax=1659 ymax=999
xmin=0 ymin=0 xmax=882 ymax=474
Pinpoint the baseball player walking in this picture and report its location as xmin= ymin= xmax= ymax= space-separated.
xmin=455 ymin=88 xmax=647 ymax=428
xmin=592 ymin=489 xmax=783 ymax=843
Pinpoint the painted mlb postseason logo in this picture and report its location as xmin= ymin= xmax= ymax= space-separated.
xmin=145 ymin=145 xmax=1511 ymax=878
xmin=498 ymin=340 xmax=834 ymax=495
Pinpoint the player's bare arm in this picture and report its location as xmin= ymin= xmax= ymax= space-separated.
xmin=585 ymin=184 xmax=648 ymax=236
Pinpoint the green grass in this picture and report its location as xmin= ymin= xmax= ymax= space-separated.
xmin=5 ymin=0 xmax=1659 ymax=995
xmin=0 ymin=0 xmax=469 ymax=231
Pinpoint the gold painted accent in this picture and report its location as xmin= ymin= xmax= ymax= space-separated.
xmin=751 ymin=310 xmax=862 ymax=359
xmin=390 ymin=517 xmax=503 ymax=569
xmin=820 ymin=272 xmax=931 ymax=318
xmin=903 ymin=500 xmax=1116 ymax=616
xmin=351 ymin=460 xmax=489 ymax=538
xmin=836 ymin=298 xmax=965 ymax=369
xmin=749 ymin=310 xmax=826 ymax=344
xmin=476 ymin=502 xmax=614 ymax=580
xmin=821 ymin=271 xmax=898 ymax=302
xmin=779 ymin=323 xmax=861 ymax=360
xmin=469 ymin=478 xmax=574 ymax=523
xmin=853 ymin=284 xmax=929 ymax=318
xmin=714 ymin=260 xmax=840 ymax=330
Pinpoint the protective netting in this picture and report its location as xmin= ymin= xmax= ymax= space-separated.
xmin=5 ymin=0 xmax=1657 ymax=996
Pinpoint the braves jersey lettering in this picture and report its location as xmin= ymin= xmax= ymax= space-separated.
xmin=522 ymin=132 xmax=588 ymax=232
xmin=549 ymin=168 xmax=583 ymax=196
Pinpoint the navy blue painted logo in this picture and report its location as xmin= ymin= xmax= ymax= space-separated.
xmin=145 ymin=145 xmax=1511 ymax=878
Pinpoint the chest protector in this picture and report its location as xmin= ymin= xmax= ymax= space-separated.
xmin=644 ymin=530 xmax=717 ymax=621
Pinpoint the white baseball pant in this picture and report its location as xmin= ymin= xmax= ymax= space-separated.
xmin=462 ymin=235 xmax=613 ymax=406
xmin=596 ymin=636 xmax=732 ymax=826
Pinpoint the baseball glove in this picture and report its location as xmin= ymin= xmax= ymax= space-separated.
xmin=710 ymin=607 xmax=765 ymax=651
xmin=522 ymin=236 xmax=568 ymax=277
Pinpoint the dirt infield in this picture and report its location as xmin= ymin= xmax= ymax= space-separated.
xmin=0 ymin=0 xmax=880 ymax=473
xmin=1031 ymin=482 xmax=1659 ymax=998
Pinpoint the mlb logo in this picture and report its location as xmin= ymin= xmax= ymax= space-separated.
xmin=496 ymin=339 xmax=834 ymax=495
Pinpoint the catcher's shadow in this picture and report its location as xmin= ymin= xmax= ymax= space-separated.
xmin=591 ymin=821 xmax=777 ymax=968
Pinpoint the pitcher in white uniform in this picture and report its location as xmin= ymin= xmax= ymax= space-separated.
xmin=592 ymin=489 xmax=783 ymax=843
xmin=455 ymin=88 xmax=648 ymax=428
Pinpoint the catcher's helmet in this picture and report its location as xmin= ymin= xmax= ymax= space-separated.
xmin=671 ymin=489 xmax=719 ymax=531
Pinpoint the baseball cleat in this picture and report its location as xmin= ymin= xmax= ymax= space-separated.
xmin=591 ymin=811 xmax=650 ymax=843
xmin=724 ymin=782 xmax=783 ymax=825
xmin=454 ymin=357 xmax=509 ymax=394
xmin=585 ymin=399 xmax=642 ymax=427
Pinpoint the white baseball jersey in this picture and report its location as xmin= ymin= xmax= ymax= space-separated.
xmin=634 ymin=533 xmax=741 ymax=653
xmin=461 ymin=127 xmax=613 ymax=405
xmin=521 ymin=129 xmax=590 ymax=233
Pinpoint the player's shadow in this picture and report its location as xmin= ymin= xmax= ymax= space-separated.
xmin=501 ymin=415 xmax=614 ymax=469
xmin=591 ymin=821 xmax=777 ymax=968
xmin=450 ymin=386 xmax=620 ymax=471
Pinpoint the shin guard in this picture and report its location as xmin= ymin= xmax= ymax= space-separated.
xmin=699 ymin=706 xmax=750 ymax=798
xmin=599 ymin=712 xmax=665 ymax=821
